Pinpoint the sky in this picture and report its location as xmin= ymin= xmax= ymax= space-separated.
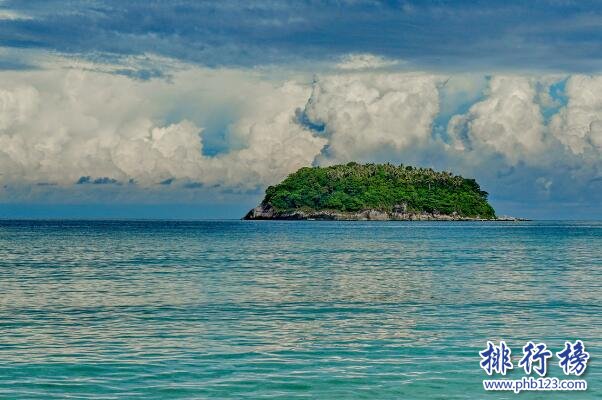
xmin=0 ymin=0 xmax=601 ymax=219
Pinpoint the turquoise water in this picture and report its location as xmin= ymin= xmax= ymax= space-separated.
xmin=0 ymin=220 xmax=600 ymax=399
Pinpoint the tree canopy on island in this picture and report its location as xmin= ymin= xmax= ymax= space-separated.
xmin=260 ymin=162 xmax=496 ymax=219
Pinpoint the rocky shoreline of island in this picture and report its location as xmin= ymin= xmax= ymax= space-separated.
xmin=243 ymin=204 xmax=528 ymax=221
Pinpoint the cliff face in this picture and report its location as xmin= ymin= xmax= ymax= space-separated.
xmin=244 ymin=162 xmax=499 ymax=220
xmin=244 ymin=204 xmax=498 ymax=221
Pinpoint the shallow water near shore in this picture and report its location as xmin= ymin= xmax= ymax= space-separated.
xmin=0 ymin=220 xmax=601 ymax=399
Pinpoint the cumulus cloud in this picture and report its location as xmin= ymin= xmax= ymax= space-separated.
xmin=550 ymin=75 xmax=602 ymax=156
xmin=447 ymin=76 xmax=546 ymax=165
xmin=0 ymin=64 xmax=325 ymax=190
xmin=439 ymin=74 xmax=601 ymax=217
xmin=0 ymin=59 xmax=600 ymax=217
xmin=302 ymin=72 xmax=443 ymax=162
xmin=0 ymin=86 xmax=39 ymax=130
xmin=206 ymin=81 xmax=327 ymax=187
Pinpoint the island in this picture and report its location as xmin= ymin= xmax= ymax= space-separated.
xmin=244 ymin=162 xmax=518 ymax=221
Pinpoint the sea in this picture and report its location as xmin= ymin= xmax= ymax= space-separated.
xmin=0 ymin=220 xmax=600 ymax=399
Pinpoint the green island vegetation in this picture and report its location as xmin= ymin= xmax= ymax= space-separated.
xmin=260 ymin=162 xmax=496 ymax=219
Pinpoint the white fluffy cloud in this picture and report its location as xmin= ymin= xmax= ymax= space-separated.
xmin=0 ymin=59 xmax=600 ymax=216
xmin=550 ymin=75 xmax=602 ymax=156
xmin=0 ymin=66 xmax=325 ymax=189
xmin=205 ymin=81 xmax=327 ymax=187
xmin=447 ymin=76 xmax=546 ymax=165
xmin=303 ymin=72 xmax=443 ymax=162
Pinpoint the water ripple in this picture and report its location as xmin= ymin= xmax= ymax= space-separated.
xmin=0 ymin=220 xmax=600 ymax=398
